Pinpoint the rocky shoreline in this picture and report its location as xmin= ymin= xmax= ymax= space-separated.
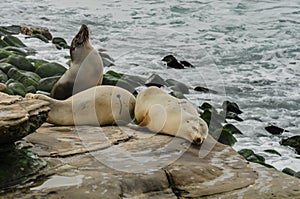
xmin=0 ymin=25 xmax=300 ymax=198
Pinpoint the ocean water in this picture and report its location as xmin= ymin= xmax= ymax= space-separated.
xmin=1 ymin=0 xmax=299 ymax=170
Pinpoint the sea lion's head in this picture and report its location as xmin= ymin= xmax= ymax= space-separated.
xmin=70 ymin=24 xmax=91 ymax=61
xmin=180 ymin=117 xmax=208 ymax=145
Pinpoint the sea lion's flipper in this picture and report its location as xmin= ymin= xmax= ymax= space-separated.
xmin=139 ymin=104 xmax=167 ymax=133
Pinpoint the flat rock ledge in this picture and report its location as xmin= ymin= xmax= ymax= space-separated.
xmin=0 ymin=92 xmax=50 ymax=146
xmin=2 ymin=124 xmax=300 ymax=199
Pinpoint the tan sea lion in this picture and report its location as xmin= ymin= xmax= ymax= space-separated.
xmin=51 ymin=24 xmax=104 ymax=100
xmin=27 ymin=86 xmax=136 ymax=126
xmin=135 ymin=86 xmax=208 ymax=145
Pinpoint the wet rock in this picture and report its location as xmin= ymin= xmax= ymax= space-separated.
xmin=223 ymin=110 xmax=244 ymax=121
xmin=3 ymin=35 xmax=26 ymax=48
xmin=223 ymin=124 xmax=243 ymax=135
xmin=238 ymin=149 xmax=274 ymax=168
xmin=210 ymin=128 xmax=237 ymax=146
xmin=162 ymin=55 xmax=184 ymax=69
xmin=102 ymin=70 xmax=137 ymax=94
xmin=169 ymin=91 xmax=186 ymax=99
xmin=0 ymin=38 xmax=9 ymax=48
xmin=282 ymin=168 xmax=296 ymax=176
xmin=222 ymin=100 xmax=243 ymax=115
xmin=265 ymin=125 xmax=287 ymax=135
xmin=0 ymin=49 xmax=14 ymax=60
xmin=194 ymin=86 xmax=218 ymax=94
xmin=20 ymin=25 xmax=53 ymax=40
xmin=0 ymin=70 xmax=8 ymax=83
xmin=35 ymin=62 xmax=67 ymax=78
xmin=52 ymin=37 xmax=69 ymax=49
xmin=98 ymin=49 xmax=115 ymax=67
xmin=280 ymin=135 xmax=300 ymax=155
xmin=0 ymin=25 xmax=21 ymax=36
xmin=179 ymin=60 xmax=194 ymax=68
xmin=294 ymin=172 xmax=300 ymax=179
xmin=7 ymin=81 xmax=26 ymax=96
xmin=0 ymin=83 xmax=6 ymax=91
xmin=0 ymin=63 xmax=15 ymax=74
xmin=0 ymin=92 xmax=49 ymax=145
xmin=264 ymin=149 xmax=281 ymax=156
xmin=199 ymin=102 xmax=216 ymax=112
xmin=7 ymin=68 xmax=40 ymax=88
xmin=1 ymin=125 xmax=299 ymax=198
xmin=166 ymin=79 xmax=189 ymax=94
xmin=26 ymin=34 xmax=50 ymax=43
xmin=37 ymin=76 xmax=61 ymax=92
xmin=28 ymin=58 xmax=49 ymax=69
xmin=6 ymin=55 xmax=35 ymax=72
xmin=200 ymin=109 xmax=224 ymax=132
xmin=3 ymin=46 xmax=28 ymax=57
xmin=144 ymin=74 xmax=167 ymax=87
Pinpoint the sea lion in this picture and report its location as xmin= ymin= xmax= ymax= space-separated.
xmin=27 ymin=86 xmax=136 ymax=126
xmin=135 ymin=86 xmax=208 ymax=145
xmin=51 ymin=24 xmax=104 ymax=100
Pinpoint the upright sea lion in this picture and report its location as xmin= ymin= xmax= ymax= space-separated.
xmin=27 ymin=86 xmax=136 ymax=126
xmin=135 ymin=86 xmax=208 ymax=145
xmin=51 ymin=24 xmax=104 ymax=100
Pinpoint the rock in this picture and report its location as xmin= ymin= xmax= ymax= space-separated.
xmin=282 ymin=168 xmax=296 ymax=176
xmin=265 ymin=125 xmax=287 ymax=135
xmin=0 ymin=92 xmax=49 ymax=145
xmin=144 ymin=74 xmax=167 ymax=87
xmin=210 ymin=128 xmax=237 ymax=146
xmin=0 ymin=49 xmax=14 ymax=60
xmin=223 ymin=111 xmax=244 ymax=121
xmin=0 ymin=38 xmax=9 ymax=48
xmin=0 ymin=63 xmax=16 ymax=73
xmin=238 ymin=149 xmax=274 ymax=168
xmin=52 ymin=37 xmax=70 ymax=49
xmin=264 ymin=149 xmax=281 ymax=156
xmin=280 ymin=135 xmax=300 ymax=154
xmin=7 ymin=81 xmax=26 ymax=96
xmin=294 ymin=172 xmax=300 ymax=179
xmin=6 ymin=55 xmax=35 ymax=72
xmin=98 ymin=49 xmax=115 ymax=67
xmin=166 ymin=79 xmax=189 ymax=94
xmin=7 ymin=68 xmax=40 ymax=88
xmin=194 ymin=86 xmax=218 ymax=94
xmin=102 ymin=70 xmax=137 ymax=94
xmin=28 ymin=58 xmax=49 ymax=69
xmin=199 ymin=102 xmax=216 ymax=112
xmin=25 ymin=34 xmax=50 ymax=43
xmin=179 ymin=60 xmax=195 ymax=68
xmin=0 ymin=83 xmax=6 ymax=91
xmin=3 ymin=46 xmax=28 ymax=56
xmin=162 ymin=55 xmax=185 ymax=69
xmin=37 ymin=76 xmax=61 ymax=92
xmin=222 ymin=100 xmax=243 ymax=114
xmin=1 ymin=125 xmax=299 ymax=198
xmin=200 ymin=109 xmax=224 ymax=132
xmin=35 ymin=62 xmax=67 ymax=78
xmin=0 ymin=70 xmax=8 ymax=83
xmin=20 ymin=25 xmax=53 ymax=40
xmin=3 ymin=35 xmax=26 ymax=48
xmin=223 ymin=124 xmax=243 ymax=134
xmin=0 ymin=25 xmax=21 ymax=35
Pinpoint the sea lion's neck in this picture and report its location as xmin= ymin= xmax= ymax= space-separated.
xmin=71 ymin=41 xmax=94 ymax=65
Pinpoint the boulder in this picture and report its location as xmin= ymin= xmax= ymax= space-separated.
xmin=0 ymin=92 xmax=49 ymax=145
xmin=1 ymin=125 xmax=299 ymax=198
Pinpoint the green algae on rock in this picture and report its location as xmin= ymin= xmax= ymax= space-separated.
xmin=35 ymin=62 xmax=67 ymax=78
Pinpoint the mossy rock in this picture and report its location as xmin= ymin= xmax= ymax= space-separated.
xmin=6 ymin=55 xmax=35 ymax=71
xmin=102 ymin=70 xmax=136 ymax=94
xmin=210 ymin=128 xmax=237 ymax=146
xmin=28 ymin=58 xmax=49 ymax=69
xmin=52 ymin=37 xmax=70 ymax=49
xmin=2 ymin=86 xmax=14 ymax=95
xmin=0 ymin=63 xmax=16 ymax=74
xmin=282 ymin=167 xmax=296 ymax=176
xmin=0 ymin=39 xmax=9 ymax=48
xmin=264 ymin=149 xmax=281 ymax=156
xmin=280 ymin=135 xmax=300 ymax=155
xmin=7 ymin=68 xmax=40 ymax=88
xmin=26 ymin=34 xmax=49 ymax=43
xmin=0 ymin=49 xmax=14 ymax=60
xmin=200 ymin=109 xmax=224 ymax=132
xmin=3 ymin=35 xmax=26 ymax=48
xmin=7 ymin=81 xmax=26 ymax=96
xmin=0 ymin=70 xmax=8 ymax=83
xmin=3 ymin=46 xmax=28 ymax=57
xmin=223 ymin=124 xmax=243 ymax=134
xmin=222 ymin=100 xmax=243 ymax=114
xmin=25 ymin=85 xmax=37 ymax=93
xmin=35 ymin=62 xmax=67 ymax=78
xmin=37 ymin=76 xmax=61 ymax=92
xmin=0 ymin=25 xmax=21 ymax=35
xmin=238 ymin=149 xmax=274 ymax=168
